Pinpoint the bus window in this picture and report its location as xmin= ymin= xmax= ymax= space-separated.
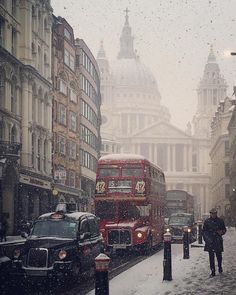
xmin=122 ymin=167 xmax=142 ymax=177
xmin=118 ymin=203 xmax=140 ymax=220
xmin=99 ymin=168 xmax=119 ymax=177
xmin=95 ymin=201 xmax=116 ymax=220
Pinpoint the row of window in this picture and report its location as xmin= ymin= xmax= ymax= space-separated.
xmin=59 ymin=79 xmax=78 ymax=103
xmin=80 ymin=74 xmax=99 ymax=106
xmin=81 ymin=50 xmax=99 ymax=84
xmin=57 ymin=134 xmax=77 ymax=159
xmin=80 ymin=125 xmax=99 ymax=150
xmin=80 ymin=149 xmax=97 ymax=172
xmin=64 ymin=49 xmax=75 ymax=71
xmin=81 ymin=99 xmax=99 ymax=127
xmin=57 ymin=103 xmax=77 ymax=132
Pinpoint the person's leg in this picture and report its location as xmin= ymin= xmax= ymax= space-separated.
xmin=208 ymin=250 xmax=215 ymax=275
xmin=216 ymin=252 xmax=223 ymax=273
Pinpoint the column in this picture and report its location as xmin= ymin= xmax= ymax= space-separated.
xmin=167 ymin=144 xmax=171 ymax=172
xmin=21 ymin=73 xmax=29 ymax=166
xmin=189 ymin=145 xmax=192 ymax=172
xmin=183 ymin=144 xmax=187 ymax=172
xmin=154 ymin=144 xmax=157 ymax=165
xmin=172 ymin=144 xmax=176 ymax=172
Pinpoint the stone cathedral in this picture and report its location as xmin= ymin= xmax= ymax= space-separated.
xmin=96 ymin=11 xmax=227 ymax=217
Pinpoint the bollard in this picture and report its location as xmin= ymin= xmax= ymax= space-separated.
xmin=197 ymin=220 xmax=203 ymax=244
xmin=163 ymin=231 xmax=172 ymax=281
xmin=183 ymin=226 xmax=190 ymax=259
xmin=95 ymin=253 xmax=110 ymax=295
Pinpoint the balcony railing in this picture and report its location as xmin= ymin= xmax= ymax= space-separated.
xmin=0 ymin=141 xmax=21 ymax=158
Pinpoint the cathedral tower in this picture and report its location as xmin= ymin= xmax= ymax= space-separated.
xmin=193 ymin=46 xmax=227 ymax=138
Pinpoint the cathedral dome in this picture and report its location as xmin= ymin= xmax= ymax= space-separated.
xmin=112 ymin=58 xmax=158 ymax=91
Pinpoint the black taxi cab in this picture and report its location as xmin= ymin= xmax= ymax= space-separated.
xmin=10 ymin=210 xmax=103 ymax=280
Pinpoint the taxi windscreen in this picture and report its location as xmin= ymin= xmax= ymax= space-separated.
xmin=31 ymin=220 xmax=77 ymax=239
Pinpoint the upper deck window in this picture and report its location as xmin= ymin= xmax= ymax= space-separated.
xmin=122 ymin=167 xmax=142 ymax=177
xmin=99 ymin=167 xmax=119 ymax=177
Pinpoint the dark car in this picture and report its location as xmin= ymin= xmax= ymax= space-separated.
xmin=10 ymin=211 xmax=103 ymax=281
xmin=167 ymin=213 xmax=196 ymax=242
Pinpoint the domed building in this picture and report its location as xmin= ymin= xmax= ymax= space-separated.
xmin=96 ymin=11 xmax=227 ymax=216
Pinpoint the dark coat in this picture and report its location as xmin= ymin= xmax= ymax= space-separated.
xmin=202 ymin=216 xmax=226 ymax=252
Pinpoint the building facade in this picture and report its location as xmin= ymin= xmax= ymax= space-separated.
xmin=75 ymin=38 xmax=101 ymax=212
xmin=97 ymin=12 xmax=227 ymax=217
xmin=51 ymin=16 xmax=82 ymax=209
xmin=0 ymin=0 xmax=53 ymax=233
xmin=227 ymin=100 xmax=236 ymax=225
xmin=210 ymin=97 xmax=233 ymax=221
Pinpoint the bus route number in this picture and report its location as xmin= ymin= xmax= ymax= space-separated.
xmin=96 ymin=181 xmax=106 ymax=193
xmin=135 ymin=181 xmax=145 ymax=194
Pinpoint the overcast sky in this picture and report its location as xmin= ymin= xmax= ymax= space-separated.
xmin=51 ymin=0 xmax=236 ymax=130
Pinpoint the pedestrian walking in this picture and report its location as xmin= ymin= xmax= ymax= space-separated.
xmin=202 ymin=208 xmax=226 ymax=277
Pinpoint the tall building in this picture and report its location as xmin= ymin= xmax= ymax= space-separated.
xmin=210 ymin=97 xmax=233 ymax=221
xmin=97 ymin=11 xmax=226 ymax=217
xmin=0 ymin=0 xmax=53 ymax=233
xmin=75 ymin=38 xmax=101 ymax=211
xmin=51 ymin=16 xmax=82 ymax=208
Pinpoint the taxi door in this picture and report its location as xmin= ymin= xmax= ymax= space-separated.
xmin=87 ymin=216 xmax=102 ymax=260
xmin=78 ymin=217 xmax=93 ymax=271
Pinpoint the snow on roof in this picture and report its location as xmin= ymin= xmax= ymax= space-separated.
xmin=100 ymin=153 xmax=146 ymax=161
xmin=39 ymin=211 xmax=93 ymax=220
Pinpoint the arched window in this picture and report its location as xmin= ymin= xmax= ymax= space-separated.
xmin=11 ymin=76 xmax=17 ymax=113
xmin=44 ymin=140 xmax=48 ymax=173
xmin=0 ymin=68 xmax=5 ymax=107
xmin=32 ymin=133 xmax=35 ymax=168
xmin=11 ymin=125 xmax=17 ymax=143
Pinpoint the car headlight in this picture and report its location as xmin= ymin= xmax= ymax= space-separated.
xmin=13 ymin=249 xmax=21 ymax=259
xmin=136 ymin=232 xmax=143 ymax=238
xmin=58 ymin=249 xmax=67 ymax=260
xmin=187 ymin=228 xmax=191 ymax=233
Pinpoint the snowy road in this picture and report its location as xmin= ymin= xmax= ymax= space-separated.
xmin=88 ymin=228 xmax=236 ymax=295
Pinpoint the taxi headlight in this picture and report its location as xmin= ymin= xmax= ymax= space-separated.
xmin=137 ymin=232 xmax=143 ymax=238
xmin=13 ymin=248 xmax=21 ymax=259
xmin=58 ymin=249 xmax=67 ymax=260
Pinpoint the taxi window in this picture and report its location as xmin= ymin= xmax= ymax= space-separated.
xmin=80 ymin=219 xmax=89 ymax=234
xmin=88 ymin=217 xmax=99 ymax=237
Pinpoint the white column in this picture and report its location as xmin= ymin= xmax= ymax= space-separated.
xmin=172 ymin=144 xmax=176 ymax=172
xmin=167 ymin=144 xmax=171 ymax=172
xmin=189 ymin=145 xmax=192 ymax=172
xmin=183 ymin=144 xmax=187 ymax=172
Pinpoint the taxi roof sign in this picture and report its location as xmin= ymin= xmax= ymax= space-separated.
xmin=51 ymin=213 xmax=65 ymax=219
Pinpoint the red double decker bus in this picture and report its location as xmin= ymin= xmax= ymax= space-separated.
xmin=95 ymin=153 xmax=166 ymax=254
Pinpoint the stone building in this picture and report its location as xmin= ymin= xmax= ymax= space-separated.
xmin=51 ymin=16 xmax=82 ymax=209
xmin=227 ymin=99 xmax=236 ymax=225
xmin=97 ymin=11 xmax=228 ymax=216
xmin=0 ymin=0 xmax=53 ymax=233
xmin=210 ymin=97 xmax=233 ymax=221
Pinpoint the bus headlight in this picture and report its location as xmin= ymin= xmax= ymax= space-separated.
xmin=58 ymin=249 xmax=67 ymax=260
xmin=136 ymin=232 xmax=143 ymax=238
